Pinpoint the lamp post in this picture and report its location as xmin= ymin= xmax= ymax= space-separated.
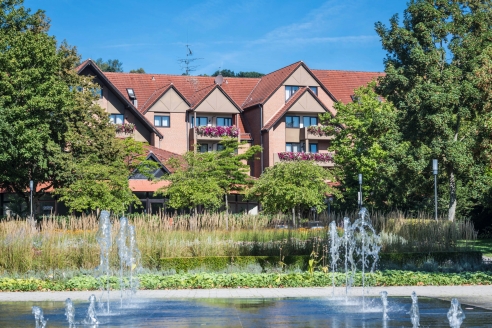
xmin=358 ymin=174 xmax=363 ymax=209
xmin=29 ymin=180 xmax=33 ymax=222
xmin=327 ymin=196 xmax=333 ymax=218
xmin=432 ymin=159 xmax=438 ymax=221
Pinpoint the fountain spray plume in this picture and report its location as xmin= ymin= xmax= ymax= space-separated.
xmin=342 ymin=217 xmax=355 ymax=300
xmin=82 ymin=294 xmax=99 ymax=325
xmin=447 ymin=298 xmax=465 ymax=328
xmin=117 ymin=217 xmax=129 ymax=307
xmin=328 ymin=221 xmax=341 ymax=296
xmin=128 ymin=224 xmax=141 ymax=299
xmin=96 ymin=210 xmax=112 ymax=313
xmin=409 ymin=291 xmax=420 ymax=328
xmin=32 ymin=306 xmax=48 ymax=328
xmin=352 ymin=207 xmax=381 ymax=308
xmin=380 ymin=291 xmax=389 ymax=320
xmin=65 ymin=298 xmax=76 ymax=327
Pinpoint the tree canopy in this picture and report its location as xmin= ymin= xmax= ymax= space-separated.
xmin=212 ymin=69 xmax=264 ymax=78
xmin=157 ymin=138 xmax=260 ymax=213
xmin=246 ymin=161 xmax=339 ymax=226
xmin=375 ymin=0 xmax=492 ymax=220
xmin=320 ymin=82 xmax=404 ymax=211
xmin=95 ymin=58 xmax=123 ymax=72
xmin=129 ymin=68 xmax=145 ymax=73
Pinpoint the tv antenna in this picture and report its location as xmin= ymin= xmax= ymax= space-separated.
xmin=178 ymin=44 xmax=202 ymax=76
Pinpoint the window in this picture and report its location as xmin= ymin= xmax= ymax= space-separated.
xmin=192 ymin=117 xmax=208 ymax=127
xmin=285 ymin=116 xmax=300 ymax=128
xmin=198 ymin=144 xmax=208 ymax=153
xmin=216 ymin=117 xmax=232 ymax=126
xmin=285 ymin=86 xmax=299 ymax=101
xmin=154 ymin=115 xmax=170 ymax=127
xmin=286 ymin=143 xmax=304 ymax=152
xmin=217 ymin=144 xmax=225 ymax=151
xmin=303 ymin=116 xmax=318 ymax=127
xmin=109 ymin=114 xmax=124 ymax=124
xmin=309 ymin=143 xmax=318 ymax=153
xmin=309 ymin=86 xmax=318 ymax=95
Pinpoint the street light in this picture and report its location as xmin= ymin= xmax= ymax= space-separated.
xmin=29 ymin=180 xmax=33 ymax=222
xmin=327 ymin=196 xmax=333 ymax=217
xmin=432 ymin=159 xmax=438 ymax=221
xmin=358 ymin=174 xmax=363 ymax=209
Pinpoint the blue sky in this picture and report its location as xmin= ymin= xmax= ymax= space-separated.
xmin=25 ymin=0 xmax=408 ymax=75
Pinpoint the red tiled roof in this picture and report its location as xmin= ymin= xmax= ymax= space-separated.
xmin=312 ymin=69 xmax=384 ymax=104
xmin=76 ymin=60 xmax=90 ymax=72
xmin=146 ymin=145 xmax=182 ymax=173
xmin=242 ymin=61 xmax=302 ymax=109
xmin=262 ymin=87 xmax=330 ymax=131
xmin=129 ymin=179 xmax=170 ymax=192
xmin=103 ymin=73 xmax=259 ymax=113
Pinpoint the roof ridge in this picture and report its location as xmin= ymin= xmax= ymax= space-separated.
xmin=261 ymin=61 xmax=302 ymax=77
xmin=311 ymin=68 xmax=384 ymax=74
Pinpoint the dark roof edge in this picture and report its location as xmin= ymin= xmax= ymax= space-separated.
xmin=77 ymin=59 xmax=163 ymax=139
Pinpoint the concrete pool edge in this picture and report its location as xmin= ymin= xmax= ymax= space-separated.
xmin=1 ymin=285 xmax=492 ymax=309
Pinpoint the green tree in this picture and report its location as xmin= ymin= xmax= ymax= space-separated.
xmin=375 ymin=0 xmax=492 ymax=220
xmin=95 ymin=58 xmax=123 ymax=72
xmin=54 ymin=138 xmax=157 ymax=214
xmin=236 ymin=71 xmax=264 ymax=78
xmin=158 ymin=138 xmax=260 ymax=219
xmin=246 ymin=161 xmax=339 ymax=227
xmin=0 ymin=0 xmax=116 ymax=212
xmin=320 ymin=82 xmax=405 ymax=211
xmin=212 ymin=69 xmax=235 ymax=77
xmin=129 ymin=68 xmax=145 ymax=73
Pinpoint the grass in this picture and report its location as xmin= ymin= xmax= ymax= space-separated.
xmin=459 ymin=239 xmax=492 ymax=257
xmin=0 ymin=211 xmax=479 ymax=275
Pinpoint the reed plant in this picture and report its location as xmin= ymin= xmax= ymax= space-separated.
xmin=0 ymin=210 xmax=478 ymax=275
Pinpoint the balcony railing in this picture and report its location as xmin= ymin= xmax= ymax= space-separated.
xmin=193 ymin=125 xmax=239 ymax=140
xmin=114 ymin=123 xmax=135 ymax=134
xmin=274 ymin=152 xmax=335 ymax=167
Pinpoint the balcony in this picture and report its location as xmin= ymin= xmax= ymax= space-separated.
xmin=300 ymin=126 xmax=336 ymax=141
xmin=191 ymin=125 xmax=239 ymax=141
xmin=273 ymin=152 xmax=335 ymax=168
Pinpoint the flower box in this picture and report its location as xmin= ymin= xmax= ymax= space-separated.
xmin=115 ymin=123 xmax=135 ymax=134
xmin=277 ymin=152 xmax=333 ymax=162
xmin=306 ymin=125 xmax=340 ymax=137
xmin=195 ymin=125 xmax=239 ymax=137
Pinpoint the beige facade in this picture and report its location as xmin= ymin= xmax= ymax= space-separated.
xmin=283 ymin=65 xmax=320 ymax=87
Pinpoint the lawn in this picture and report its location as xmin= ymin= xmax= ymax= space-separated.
xmin=463 ymin=239 xmax=492 ymax=257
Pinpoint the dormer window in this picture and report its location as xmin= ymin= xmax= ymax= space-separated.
xmin=285 ymin=86 xmax=299 ymax=101
xmin=127 ymin=88 xmax=137 ymax=107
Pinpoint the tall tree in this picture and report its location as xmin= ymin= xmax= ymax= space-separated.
xmin=0 ymin=0 xmax=125 ymax=214
xmin=246 ymin=161 xmax=339 ymax=227
xmin=320 ymin=82 xmax=405 ymax=211
xmin=95 ymin=58 xmax=123 ymax=72
xmin=375 ymin=0 xmax=492 ymax=220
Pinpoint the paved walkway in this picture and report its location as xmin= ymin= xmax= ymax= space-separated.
xmin=1 ymin=286 xmax=492 ymax=310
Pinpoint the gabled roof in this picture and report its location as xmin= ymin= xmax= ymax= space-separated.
xmin=262 ymin=87 xmax=332 ymax=131
xmin=76 ymin=59 xmax=163 ymax=138
xmin=139 ymin=84 xmax=191 ymax=114
xmin=242 ymin=61 xmax=302 ymax=109
xmin=312 ymin=69 xmax=384 ymax=104
xmin=145 ymin=145 xmax=182 ymax=173
xmin=102 ymin=72 xmax=258 ymax=113
xmin=191 ymin=84 xmax=242 ymax=112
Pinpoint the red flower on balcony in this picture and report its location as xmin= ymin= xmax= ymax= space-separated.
xmin=115 ymin=123 xmax=135 ymax=134
xmin=278 ymin=152 xmax=334 ymax=162
xmin=195 ymin=125 xmax=239 ymax=137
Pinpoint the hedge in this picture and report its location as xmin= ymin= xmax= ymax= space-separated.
xmin=160 ymin=251 xmax=483 ymax=273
